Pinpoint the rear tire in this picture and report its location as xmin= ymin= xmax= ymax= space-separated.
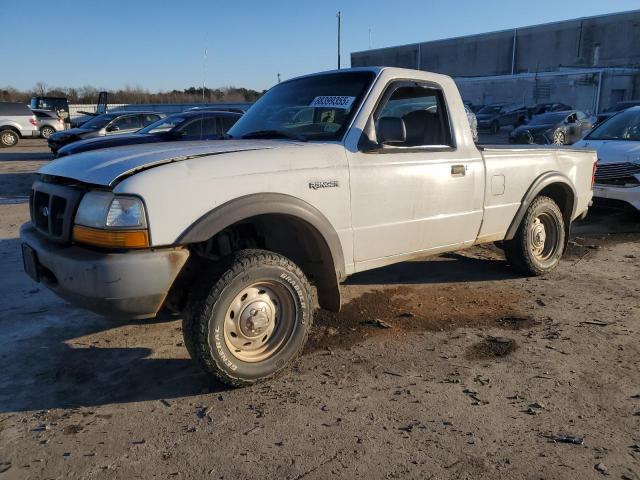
xmin=182 ymin=249 xmax=313 ymax=387
xmin=40 ymin=126 xmax=55 ymax=139
xmin=0 ymin=129 xmax=19 ymax=148
xmin=504 ymin=196 xmax=565 ymax=276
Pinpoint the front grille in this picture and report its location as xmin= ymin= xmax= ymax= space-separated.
xmin=595 ymin=162 xmax=640 ymax=185
xmin=30 ymin=180 xmax=84 ymax=243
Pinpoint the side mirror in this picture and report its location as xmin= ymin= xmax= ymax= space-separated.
xmin=106 ymin=125 xmax=120 ymax=132
xmin=376 ymin=117 xmax=406 ymax=145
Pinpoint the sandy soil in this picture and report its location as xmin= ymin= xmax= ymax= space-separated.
xmin=0 ymin=140 xmax=639 ymax=480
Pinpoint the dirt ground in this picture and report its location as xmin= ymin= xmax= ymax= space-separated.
xmin=0 ymin=139 xmax=639 ymax=480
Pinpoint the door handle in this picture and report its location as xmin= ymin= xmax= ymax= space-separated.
xmin=451 ymin=164 xmax=466 ymax=177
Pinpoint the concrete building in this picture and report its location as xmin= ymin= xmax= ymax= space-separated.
xmin=351 ymin=10 xmax=640 ymax=113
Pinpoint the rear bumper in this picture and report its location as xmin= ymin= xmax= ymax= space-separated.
xmin=20 ymin=223 xmax=190 ymax=319
xmin=593 ymin=184 xmax=640 ymax=211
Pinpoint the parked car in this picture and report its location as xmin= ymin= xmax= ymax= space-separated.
xmin=0 ymin=102 xmax=39 ymax=147
xmin=48 ymin=111 xmax=164 ymax=155
xmin=595 ymin=100 xmax=640 ymax=126
xmin=573 ymin=106 xmax=640 ymax=211
xmin=476 ymin=103 xmax=528 ymax=133
xmin=33 ymin=109 xmax=65 ymax=139
xmin=30 ymin=96 xmax=70 ymax=122
xmin=526 ymin=103 xmax=573 ymax=117
xmin=56 ymin=111 xmax=242 ymax=157
xmin=21 ymin=67 xmax=595 ymax=386
xmin=509 ymin=110 xmax=593 ymax=145
xmin=464 ymin=105 xmax=478 ymax=142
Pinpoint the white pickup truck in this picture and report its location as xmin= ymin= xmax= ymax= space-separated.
xmin=20 ymin=67 xmax=596 ymax=386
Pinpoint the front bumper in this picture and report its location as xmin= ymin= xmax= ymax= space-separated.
xmin=593 ymin=184 xmax=640 ymax=211
xmin=20 ymin=223 xmax=190 ymax=318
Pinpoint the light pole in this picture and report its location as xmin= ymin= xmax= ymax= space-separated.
xmin=337 ymin=11 xmax=341 ymax=70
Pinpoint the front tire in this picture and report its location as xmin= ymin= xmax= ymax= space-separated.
xmin=552 ymin=130 xmax=566 ymax=145
xmin=504 ymin=196 xmax=565 ymax=276
xmin=0 ymin=129 xmax=19 ymax=147
xmin=183 ymin=249 xmax=313 ymax=387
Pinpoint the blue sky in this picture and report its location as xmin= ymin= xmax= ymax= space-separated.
xmin=1 ymin=0 xmax=637 ymax=92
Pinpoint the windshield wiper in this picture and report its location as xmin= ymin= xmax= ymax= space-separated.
xmin=240 ymin=130 xmax=307 ymax=142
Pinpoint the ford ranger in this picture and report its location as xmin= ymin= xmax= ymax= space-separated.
xmin=20 ymin=67 xmax=596 ymax=386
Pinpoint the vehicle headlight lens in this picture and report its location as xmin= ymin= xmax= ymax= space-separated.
xmin=73 ymin=192 xmax=148 ymax=248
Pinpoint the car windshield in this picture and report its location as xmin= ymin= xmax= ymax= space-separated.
xmin=587 ymin=109 xmax=640 ymax=141
xmin=527 ymin=112 xmax=567 ymax=125
xmin=227 ymin=71 xmax=375 ymax=141
xmin=138 ymin=115 xmax=186 ymax=134
xmin=478 ymin=105 xmax=502 ymax=114
xmin=80 ymin=114 xmax=118 ymax=130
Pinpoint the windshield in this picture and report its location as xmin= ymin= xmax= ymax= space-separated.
xmin=587 ymin=109 xmax=640 ymax=141
xmin=478 ymin=105 xmax=502 ymax=114
xmin=138 ymin=115 xmax=185 ymax=134
xmin=81 ymin=114 xmax=118 ymax=130
xmin=527 ymin=112 xmax=567 ymax=126
xmin=227 ymin=71 xmax=375 ymax=141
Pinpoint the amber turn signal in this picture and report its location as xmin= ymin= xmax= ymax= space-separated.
xmin=73 ymin=225 xmax=149 ymax=249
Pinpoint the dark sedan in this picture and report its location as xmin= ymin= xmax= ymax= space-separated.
xmin=509 ymin=110 xmax=593 ymax=145
xmin=476 ymin=103 xmax=528 ymax=134
xmin=48 ymin=111 xmax=164 ymax=155
xmin=56 ymin=111 xmax=242 ymax=157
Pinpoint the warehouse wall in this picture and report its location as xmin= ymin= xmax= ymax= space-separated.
xmin=351 ymin=10 xmax=640 ymax=76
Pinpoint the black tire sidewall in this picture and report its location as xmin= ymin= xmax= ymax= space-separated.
xmin=0 ymin=130 xmax=18 ymax=147
xmin=205 ymin=263 xmax=311 ymax=382
xmin=522 ymin=198 xmax=565 ymax=271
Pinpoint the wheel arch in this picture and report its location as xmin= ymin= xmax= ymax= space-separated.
xmin=505 ymin=171 xmax=576 ymax=243
xmin=0 ymin=125 xmax=21 ymax=137
xmin=177 ymin=193 xmax=345 ymax=312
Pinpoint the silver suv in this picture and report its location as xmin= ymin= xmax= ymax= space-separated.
xmin=0 ymin=102 xmax=40 ymax=147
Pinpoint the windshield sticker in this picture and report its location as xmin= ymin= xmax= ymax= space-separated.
xmin=309 ymin=96 xmax=356 ymax=109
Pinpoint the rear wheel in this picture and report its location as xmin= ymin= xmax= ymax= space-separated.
xmin=182 ymin=249 xmax=313 ymax=387
xmin=0 ymin=129 xmax=18 ymax=148
xmin=504 ymin=196 xmax=565 ymax=276
xmin=40 ymin=126 xmax=55 ymax=139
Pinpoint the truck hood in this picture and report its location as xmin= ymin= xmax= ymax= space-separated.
xmin=572 ymin=139 xmax=640 ymax=165
xmin=39 ymin=140 xmax=284 ymax=187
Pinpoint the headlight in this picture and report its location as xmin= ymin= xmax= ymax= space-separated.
xmin=73 ymin=192 xmax=149 ymax=248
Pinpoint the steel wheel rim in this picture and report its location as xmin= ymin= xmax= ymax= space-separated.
xmin=1 ymin=132 xmax=16 ymax=145
xmin=529 ymin=213 xmax=558 ymax=261
xmin=223 ymin=280 xmax=296 ymax=363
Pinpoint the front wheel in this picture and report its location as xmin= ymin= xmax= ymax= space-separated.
xmin=504 ymin=196 xmax=565 ymax=276
xmin=183 ymin=249 xmax=313 ymax=387
xmin=552 ymin=130 xmax=566 ymax=145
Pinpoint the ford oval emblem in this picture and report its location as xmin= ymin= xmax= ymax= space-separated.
xmin=41 ymin=206 xmax=49 ymax=217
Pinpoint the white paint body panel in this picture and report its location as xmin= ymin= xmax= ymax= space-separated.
xmin=38 ymin=67 xmax=596 ymax=277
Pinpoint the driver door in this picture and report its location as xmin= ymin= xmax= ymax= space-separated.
xmin=346 ymin=81 xmax=484 ymax=271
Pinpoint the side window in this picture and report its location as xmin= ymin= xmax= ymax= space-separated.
xmin=110 ymin=115 xmax=140 ymax=131
xmin=141 ymin=114 xmax=160 ymax=126
xmin=375 ymin=84 xmax=453 ymax=147
xmin=220 ymin=115 xmax=239 ymax=133
xmin=180 ymin=117 xmax=218 ymax=137
xmin=566 ymin=113 xmax=577 ymax=124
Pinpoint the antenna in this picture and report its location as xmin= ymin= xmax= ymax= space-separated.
xmin=337 ymin=11 xmax=341 ymax=69
xmin=277 ymin=72 xmax=281 ymax=83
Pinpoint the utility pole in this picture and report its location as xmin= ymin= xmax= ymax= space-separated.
xmin=337 ymin=11 xmax=341 ymax=69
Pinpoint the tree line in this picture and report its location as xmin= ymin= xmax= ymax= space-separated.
xmin=0 ymin=83 xmax=264 ymax=104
